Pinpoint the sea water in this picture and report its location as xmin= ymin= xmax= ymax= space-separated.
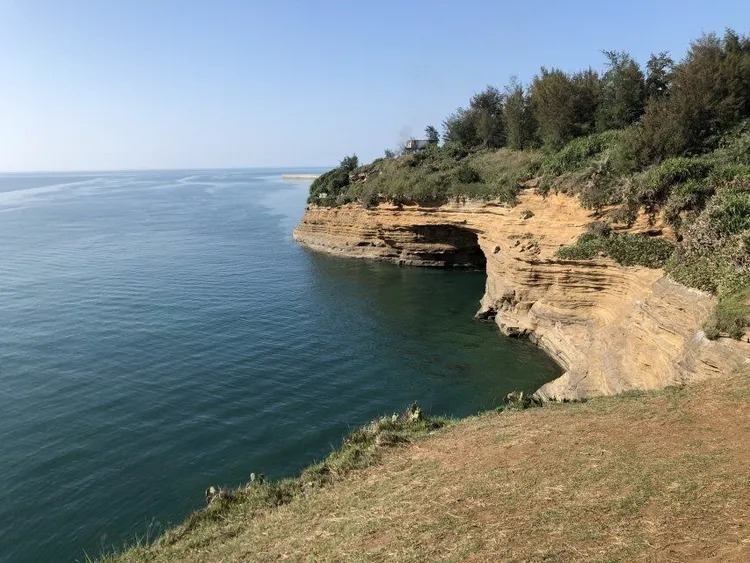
xmin=0 ymin=169 xmax=560 ymax=561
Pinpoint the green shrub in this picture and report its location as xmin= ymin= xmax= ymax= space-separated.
xmin=606 ymin=205 xmax=638 ymax=227
xmin=308 ymin=155 xmax=360 ymax=206
xmin=358 ymin=184 xmax=380 ymax=208
xmin=586 ymin=221 xmax=612 ymax=237
xmin=443 ymin=142 xmax=470 ymax=160
xmin=312 ymin=146 xmax=542 ymax=207
xmin=604 ymin=233 xmax=674 ymax=267
xmin=665 ymin=184 xmax=750 ymax=332
xmin=703 ymin=285 xmax=750 ymax=340
xmin=666 ymin=250 xmax=721 ymax=293
xmin=707 ymin=192 xmax=750 ymax=236
xmin=578 ymin=158 xmax=621 ymax=210
xmin=714 ymin=120 xmax=750 ymax=165
xmin=608 ymin=125 xmax=648 ymax=174
xmin=540 ymin=130 xmax=623 ymax=176
xmin=556 ymin=233 xmax=606 ymax=260
xmin=456 ymin=164 xmax=481 ymax=183
xmin=557 ymin=232 xmax=674 ymax=268
xmin=635 ymin=157 xmax=714 ymax=211
xmin=662 ymin=179 xmax=715 ymax=230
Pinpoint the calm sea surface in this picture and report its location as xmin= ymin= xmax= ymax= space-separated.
xmin=0 ymin=169 xmax=560 ymax=561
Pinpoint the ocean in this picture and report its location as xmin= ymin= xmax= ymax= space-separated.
xmin=0 ymin=169 xmax=559 ymax=561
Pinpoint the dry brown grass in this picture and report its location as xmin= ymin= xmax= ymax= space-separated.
xmin=111 ymin=372 xmax=750 ymax=562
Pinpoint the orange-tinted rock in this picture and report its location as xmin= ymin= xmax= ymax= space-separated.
xmin=293 ymin=193 xmax=750 ymax=400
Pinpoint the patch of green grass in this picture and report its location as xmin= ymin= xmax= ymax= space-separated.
xmin=540 ymin=130 xmax=624 ymax=177
xmin=556 ymin=231 xmax=675 ymax=268
xmin=604 ymin=232 xmax=675 ymax=267
xmin=704 ymin=286 xmax=750 ymax=340
xmin=662 ymin=179 xmax=715 ymax=230
xmin=556 ymin=232 xmax=607 ymax=260
xmin=635 ymin=156 xmax=715 ymax=211
xmin=319 ymin=146 xmax=542 ymax=208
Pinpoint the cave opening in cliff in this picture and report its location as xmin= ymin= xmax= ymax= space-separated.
xmin=411 ymin=224 xmax=486 ymax=269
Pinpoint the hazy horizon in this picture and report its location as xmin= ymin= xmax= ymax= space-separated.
xmin=0 ymin=165 xmax=331 ymax=175
xmin=1 ymin=0 xmax=748 ymax=172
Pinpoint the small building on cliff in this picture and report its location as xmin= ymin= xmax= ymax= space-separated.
xmin=404 ymin=139 xmax=437 ymax=154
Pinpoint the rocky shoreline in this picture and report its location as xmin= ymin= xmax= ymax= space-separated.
xmin=293 ymin=193 xmax=750 ymax=400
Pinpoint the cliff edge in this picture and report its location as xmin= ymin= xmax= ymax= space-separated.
xmin=293 ymin=193 xmax=750 ymax=400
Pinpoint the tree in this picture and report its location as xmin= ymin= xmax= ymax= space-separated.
xmin=425 ymin=125 xmax=440 ymax=143
xmin=640 ymin=29 xmax=750 ymax=160
xmin=307 ymin=155 xmax=358 ymax=205
xmin=442 ymin=85 xmax=506 ymax=149
xmin=645 ymin=51 xmax=674 ymax=99
xmin=595 ymin=51 xmax=646 ymax=131
xmin=571 ymin=68 xmax=601 ymax=135
xmin=384 ymin=149 xmax=395 ymax=158
xmin=340 ymin=154 xmax=359 ymax=172
xmin=503 ymin=78 xmax=535 ymax=150
xmin=442 ymin=107 xmax=479 ymax=147
xmin=470 ymin=85 xmax=506 ymax=148
xmin=530 ymin=68 xmax=578 ymax=150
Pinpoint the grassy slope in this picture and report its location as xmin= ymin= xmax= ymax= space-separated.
xmin=112 ymin=372 xmax=750 ymax=562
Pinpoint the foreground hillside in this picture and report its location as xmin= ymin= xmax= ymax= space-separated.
xmin=111 ymin=372 xmax=750 ymax=562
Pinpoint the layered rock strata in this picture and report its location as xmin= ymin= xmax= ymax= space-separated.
xmin=293 ymin=193 xmax=750 ymax=400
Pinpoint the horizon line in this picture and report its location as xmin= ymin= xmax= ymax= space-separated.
xmin=0 ymin=164 xmax=334 ymax=175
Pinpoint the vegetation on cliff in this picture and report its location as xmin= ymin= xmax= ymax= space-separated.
xmin=309 ymin=29 xmax=750 ymax=340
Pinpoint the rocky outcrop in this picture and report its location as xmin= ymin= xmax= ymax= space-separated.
xmin=293 ymin=193 xmax=750 ymax=400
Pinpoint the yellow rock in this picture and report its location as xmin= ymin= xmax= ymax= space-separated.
xmin=294 ymin=193 xmax=750 ymax=400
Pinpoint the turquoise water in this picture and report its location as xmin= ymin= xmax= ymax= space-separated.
xmin=0 ymin=169 xmax=560 ymax=561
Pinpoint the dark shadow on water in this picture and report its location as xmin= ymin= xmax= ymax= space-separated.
xmin=302 ymin=249 xmax=562 ymax=410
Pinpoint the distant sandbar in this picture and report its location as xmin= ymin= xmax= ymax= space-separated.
xmin=281 ymin=173 xmax=320 ymax=180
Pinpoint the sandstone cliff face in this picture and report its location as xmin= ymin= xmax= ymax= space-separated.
xmin=293 ymin=193 xmax=750 ymax=400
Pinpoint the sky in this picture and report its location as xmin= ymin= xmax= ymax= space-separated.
xmin=0 ymin=0 xmax=748 ymax=172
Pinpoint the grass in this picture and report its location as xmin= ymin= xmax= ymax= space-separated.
xmin=556 ymin=231 xmax=675 ymax=268
xmin=94 ymin=405 xmax=451 ymax=562
xmin=105 ymin=372 xmax=750 ymax=562
xmin=319 ymin=146 xmax=543 ymax=208
xmin=539 ymin=129 xmax=624 ymax=177
xmin=704 ymin=286 xmax=750 ymax=340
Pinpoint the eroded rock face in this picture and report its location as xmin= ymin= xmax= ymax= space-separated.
xmin=293 ymin=194 xmax=750 ymax=400
xmin=292 ymin=207 xmax=485 ymax=268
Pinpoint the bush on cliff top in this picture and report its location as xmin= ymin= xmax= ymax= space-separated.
xmin=308 ymin=155 xmax=359 ymax=206
xmin=539 ymin=130 xmax=624 ymax=177
xmin=336 ymin=146 xmax=541 ymax=207
xmin=556 ymin=231 xmax=675 ymax=269
xmin=703 ymin=287 xmax=750 ymax=340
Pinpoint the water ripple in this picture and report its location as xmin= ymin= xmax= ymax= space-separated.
xmin=0 ymin=169 xmax=559 ymax=562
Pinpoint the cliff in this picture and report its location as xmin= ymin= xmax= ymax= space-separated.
xmin=293 ymin=192 xmax=750 ymax=400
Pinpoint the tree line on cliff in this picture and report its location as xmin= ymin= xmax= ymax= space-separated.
xmin=311 ymin=29 xmax=750 ymax=205
xmin=441 ymin=30 xmax=749 ymax=160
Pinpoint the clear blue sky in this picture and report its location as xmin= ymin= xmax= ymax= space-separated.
xmin=0 ymin=0 xmax=747 ymax=171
